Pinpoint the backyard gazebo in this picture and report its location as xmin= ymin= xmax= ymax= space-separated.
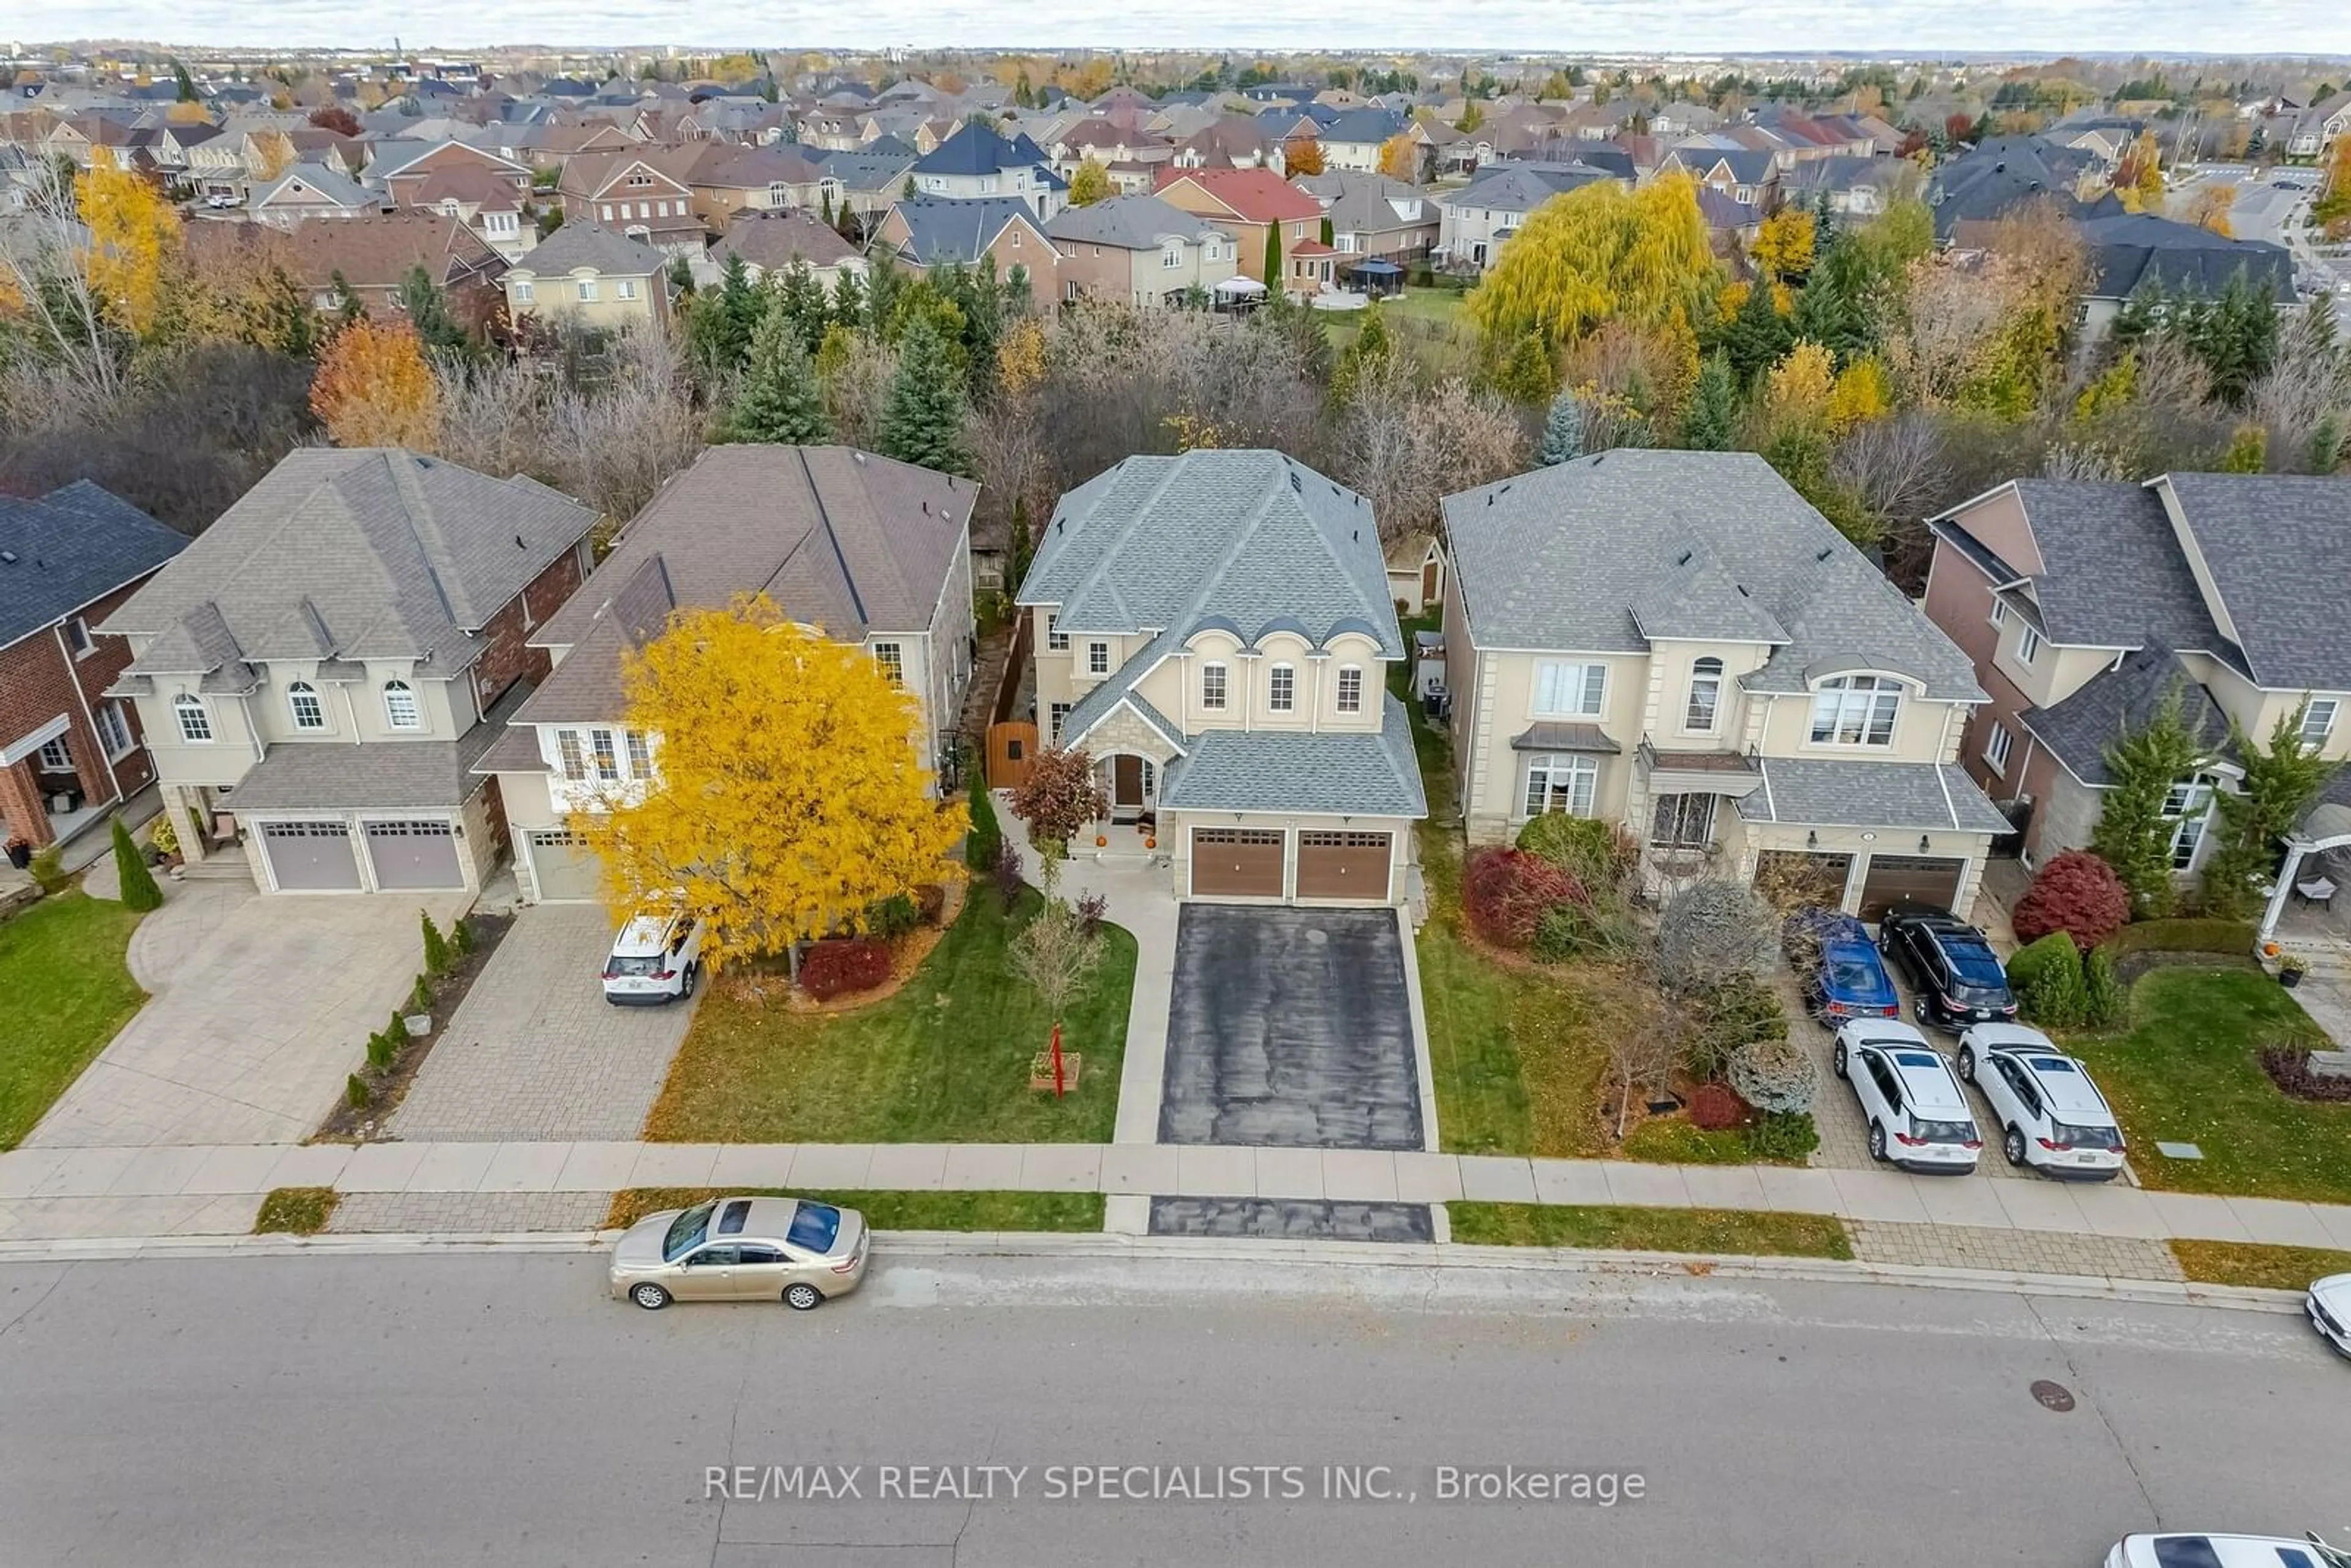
xmin=1341 ymin=257 xmax=1405 ymax=299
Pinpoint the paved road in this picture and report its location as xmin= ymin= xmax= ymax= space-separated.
xmin=3 ymin=1251 xmax=2345 ymax=1565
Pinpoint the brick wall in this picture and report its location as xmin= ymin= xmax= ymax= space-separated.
xmin=0 ymin=573 xmax=165 ymax=842
xmin=1920 ymin=540 xmax=2032 ymax=804
xmin=469 ymin=542 xmax=587 ymax=714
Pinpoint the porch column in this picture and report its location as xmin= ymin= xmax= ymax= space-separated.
xmin=171 ymin=784 xmax=211 ymax=865
xmin=2258 ymin=843 xmax=2306 ymax=943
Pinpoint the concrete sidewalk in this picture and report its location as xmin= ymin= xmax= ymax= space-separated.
xmin=8 ymin=1138 xmax=2351 ymax=1253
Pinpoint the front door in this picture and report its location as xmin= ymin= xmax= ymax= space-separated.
xmin=1113 ymin=754 xmax=1144 ymax=810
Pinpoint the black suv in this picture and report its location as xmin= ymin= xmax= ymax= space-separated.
xmin=1877 ymin=906 xmax=2017 ymax=1031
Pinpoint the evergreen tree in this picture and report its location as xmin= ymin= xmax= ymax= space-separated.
xmin=1537 ymin=388 xmax=1585 ymax=464
xmin=729 ymin=306 xmax=831 ymax=444
xmin=1262 ymin=223 xmax=1283 ymax=292
xmin=1331 ymin=304 xmax=1395 ymax=402
xmin=864 ymin=250 xmax=903 ymax=333
xmin=1681 ymin=351 xmax=1740 ymax=450
xmin=819 ymin=187 xmax=836 ymax=226
xmin=2090 ymin=684 xmax=2213 ymax=918
xmin=1319 ymin=216 xmax=1335 ymax=247
xmin=2309 ymin=411 xmax=2344 ymax=474
xmin=2202 ymin=700 xmax=2345 ymax=918
xmin=173 ymin=59 xmax=199 ymax=102
xmin=830 ymin=266 xmax=866 ymax=331
xmin=1790 ymin=268 xmax=1862 ymax=366
xmin=1491 ymin=329 xmax=1554 ymax=404
xmin=776 ymin=257 xmax=830 ymax=353
xmin=1722 ymin=280 xmax=1792 ymax=388
xmin=396 ymin=264 xmax=470 ymax=356
xmin=878 ymin=313 xmax=970 ymax=475
xmin=112 ymin=818 xmax=162 ymax=912
xmin=667 ymin=253 xmax=696 ymax=296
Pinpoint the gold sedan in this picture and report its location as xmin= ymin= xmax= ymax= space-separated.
xmin=609 ymin=1196 xmax=868 ymax=1311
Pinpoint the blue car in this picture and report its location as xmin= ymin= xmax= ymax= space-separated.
xmin=1799 ymin=915 xmax=1901 ymax=1022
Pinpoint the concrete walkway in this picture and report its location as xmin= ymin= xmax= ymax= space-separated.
xmin=8 ymin=1138 xmax=2351 ymax=1252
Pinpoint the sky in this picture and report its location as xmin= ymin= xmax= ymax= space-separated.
xmin=28 ymin=1 xmax=2351 ymax=58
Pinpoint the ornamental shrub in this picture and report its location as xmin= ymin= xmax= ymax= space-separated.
xmin=1744 ymin=1110 xmax=1821 ymax=1161
xmin=1682 ymin=972 xmax=1789 ymax=1081
xmin=1655 ymin=880 xmax=1779 ymax=995
xmin=2006 ymin=931 xmax=2087 ymax=1027
xmin=1464 ymin=847 xmax=1586 ymax=949
xmin=2082 ymin=945 xmax=2123 ymax=1027
xmin=800 ymin=937 xmax=893 ymax=1000
xmin=2012 ymin=850 xmax=2132 ymax=952
xmin=866 ymin=892 xmax=920 ymax=939
xmin=1687 ymin=1081 xmax=1750 ymax=1131
xmin=1727 ymin=1035 xmax=1818 ymax=1115
xmin=421 ymin=908 xmax=452 ymax=975
xmin=964 ymin=776 xmax=1002 ymax=871
xmin=1514 ymin=813 xmax=1632 ymax=887
xmin=112 ymin=817 xmax=163 ymax=910
xmin=1780 ymin=904 xmax=1864 ymax=972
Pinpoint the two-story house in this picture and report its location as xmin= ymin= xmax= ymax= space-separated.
xmin=480 ymin=445 xmax=977 ymax=904
xmin=1017 ymin=449 xmax=1425 ymax=906
xmin=1043 ymin=194 xmax=1237 ymax=307
xmin=0 ymin=483 xmax=187 ymax=854
xmin=1922 ymin=474 xmax=2351 ymax=941
xmin=502 ymin=223 xmax=672 ymax=332
xmin=871 ymin=196 xmax=1057 ymax=310
xmin=100 ymin=449 xmax=598 ymax=895
xmin=910 ymin=121 xmax=1066 ymax=221
xmin=1291 ymin=170 xmax=1440 ymax=265
xmin=1434 ymin=162 xmax=1618 ymax=271
xmin=1444 ymin=451 xmax=2008 ymax=918
xmin=1152 ymin=168 xmax=1325 ymax=290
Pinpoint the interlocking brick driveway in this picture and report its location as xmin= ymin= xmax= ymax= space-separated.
xmin=388 ymin=906 xmax=694 ymax=1142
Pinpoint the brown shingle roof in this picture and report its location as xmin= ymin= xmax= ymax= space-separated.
xmin=188 ymin=209 xmax=503 ymax=292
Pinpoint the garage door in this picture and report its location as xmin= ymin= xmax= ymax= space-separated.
xmin=258 ymin=820 xmax=361 ymax=892
xmin=1191 ymin=828 xmax=1285 ymax=898
xmin=1295 ymin=830 xmax=1392 ymax=901
xmin=363 ymin=819 xmax=464 ymax=890
xmin=1858 ymin=854 xmax=1966 ymax=921
xmin=527 ymin=828 xmax=604 ymax=902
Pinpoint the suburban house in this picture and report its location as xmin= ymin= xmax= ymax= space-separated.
xmin=809 ymin=147 xmax=919 ymax=230
xmin=1044 ymin=193 xmax=1237 ymax=307
xmin=1017 ymin=449 xmax=1426 ymax=906
xmin=2072 ymin=213 xmax=2296 ymax=345
xmin=559 ymin=146 xmax=718 ymax=255
xmin=687 ymin=143 xmax=830 ymax=230
xmin=1292 ymin=170 xmax=1440 ymax=265
xmin=1443 ymin=450 xmax=2008 ymax=918
xmin=909 ymin=121 xmax=1065 ymax=220
xmin=246 ymin=163 xmax=386 ymax=226
xmin=871 ymin=196 xmax=1057 ymax=309
xmin=708 ymin=207 xmax=867 ymax=289
xmin=1153 ymin=167 xmax=1325 ymax=287
xmin=1921 ymin=474 xmax=2351 ymax=939
xmin=0 ymin=483 xmax=187 ymax=855
xmin=183 ymin=209 xmax=505 ymax=323
xmin=100 ymin=449 xmax=597 ymax=896
xmin=1657 ymin=147 xmax=1782 ymax=209
xmin=502 ymin=223 xmax=672 ymax=331
xmin=481 ymin=446 xmax=977 ymax=904
xmin=1435 ymin=162 xmax=1618 ymax=270
xmin=2276 ymin=90 xmax=2351 ymax=159
xmin=1170 ymin=113 xmax=1284 ymax=172
xmin=1316 ymin=107 xmax=1408 ymax=173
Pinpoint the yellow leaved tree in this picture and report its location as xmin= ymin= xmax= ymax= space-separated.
xmin=1749 ymin=206 xmax=1815 ymax=285
xmin=309 ymin=317 xmax=440 ymax=448
xmin=1068 ymin=157 xmax=1112 ymax=206
xmin=1763 ymin=340 xmax=1836 ymax=427
xmin=571 ymin=594 xmax=966 ymax=972
xmin=1466 ymin=173 xmax=1717 ymax=358
xmin=77 ymin=151 xmax=180 ymax=336
xmin=1377 ymin=133 xmax=1419 ymax=181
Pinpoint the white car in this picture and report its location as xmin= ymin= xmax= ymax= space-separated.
xmin=1954 ymin=1023 xmax=2126 ymax=1180
xmin=1831 ymin=1020 xmax=1982 ymax=1174
xmin=2107 ymin=1533 xmax=2351 ymax=1568
xmin=601 ymin=910 xmax=704 ymax=1005
xmin=2310 ymin=1273 xmax=2351 ymax=1358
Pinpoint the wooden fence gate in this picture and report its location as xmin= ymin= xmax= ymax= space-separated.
xmin=986 ymin=722 xmax=1040 ymax=791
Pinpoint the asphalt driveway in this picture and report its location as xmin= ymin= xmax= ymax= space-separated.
xmin=1158 ymin=905 xmax=1423 ymax=1150
xmin=388 ymin=904 xmax=694 ymax=1142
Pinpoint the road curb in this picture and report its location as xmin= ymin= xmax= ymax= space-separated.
xmin=0 ymin=1227 xmax=2311 ymax=1313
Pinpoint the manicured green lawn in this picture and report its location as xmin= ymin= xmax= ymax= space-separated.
xmin=2068 ymin=966 xmax=2351 ymax=1204
xmin=604 ymin=1187 xmax=1104 ymax=1232
xmin=2170 ymin=1239 xmax=2351 ymax=1292
xmin=645 ymin=889 xmax=1135 ymax=1144
xmin=0 ymin=892 xmax=147 ymax=1150
xmin=1449 ymin=1202 xmax=1852 ymax=1260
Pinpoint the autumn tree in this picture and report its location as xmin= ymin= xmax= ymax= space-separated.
xmin=1007 ymin=746 xmax=1109 ymax=899
xmin=1376 ymin=133 xmax=1419 ymax=181
xmin=77 ymin=154 xmax=179 ymax=337
xmin=1284 ymin=137 xmax=1326 ymax=176
xmin=1468 ymin=174 xmax=1715 ymax=356
xmin=1750 ymin=206 xmax=1816 ymax=285
xmin=2182 ymin=183 xmax=2235 ymax=238
xmin=571 ymin=594 xmax=965 ymax=972
xmin=728 ymin=305 xmax=831 ymax=444
xmin=1068 ymin=157 xmax=1112 ymax=206
xmin=307 ymin=105 xmax=362 ymax=137
xmin=309 ymin=317 xmax=440 ymax=449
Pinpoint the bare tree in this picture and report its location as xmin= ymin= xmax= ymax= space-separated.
xmin=0 ymin=177 xmax=126 ymax=414
xmin=1329 ymin=357 xmax=1527 ymax=544
xmin=1654 ymin=879 xmax=1778 ymax=996
xmin=2246 ymin=303 xmax=2351 ymax=465
xmin=1832 ymin=410 xmax=1948 ymax=586
xmin=1007 ymin=899 xmax=1104 ymax=1056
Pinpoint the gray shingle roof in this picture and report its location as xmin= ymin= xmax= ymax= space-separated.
xmin=1445 ymin=450 xmax=1981 ymax=700
xmin=887 ymin=195 xmax=1040 ymax=266
xmin=1439 ymin=162 xmax=1611 ymax=216
xmin=1045 ymin=193 xmax=1223 ymax=251
xmin=1996 ymin=480 xmax=2225 ymax=651
xmin=2019 ymin=642 xmax=2233 ymax=786
xmin=104 ymin=450 xmax=596 ymax=682
xmin=514 ymin=222 xmax=668 ymax=277
xmin=0 ymin=481 xmax=185 ymax=651
xmin=1738 ymin=758 xmax=2011 ymax=833
xmin=1020 ymin=449 xmax=1399 ymax=657
xmin=229 ymin=681 xmax=525 ymax=811
xmin=2158 ymin=473 xmax=2351 ymax=690
xmin=1159 ymin=695 xmax=1425 ymax=817
xmin=517 ymin=445 xmax=972 ymax=725
xmin=2077 ymin=213 xmax=2295 ymax=304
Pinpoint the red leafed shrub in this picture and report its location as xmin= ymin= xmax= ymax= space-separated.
xmin=2013 ymin=850 xmax=2132 ymax=952
xmin=1687 ymin=1081 xmax=1751 ymax=1131
xmin=800 ymin=938 xmax=893 ymax=1000
xmin=1464 ymin=847 xmax=1588 ymax=948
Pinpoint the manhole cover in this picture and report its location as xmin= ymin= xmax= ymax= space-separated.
xmin=1303 ymin=928 xmax=1329 ymax=945
xmin=2030 ymin=1379 xmax=2076 ymax=1412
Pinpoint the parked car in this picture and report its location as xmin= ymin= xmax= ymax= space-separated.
xmin=2107 ymin=1533 xmax=2351 ymax=1568
xmin=1955 ymin=1024 xmax=2127 ymax=1180
xmin=2310 ymin=1273 xmax=2351 ymax=1358
xmin=1831 ymin=1019 xmax=1982 ymax=1173
xmin=1800 ymin=914 xmax=1901 ymax=1022
xmin=1877 ymin=906 xmax=2017 ymax=1030
xmin=610 ymin=1195 xmax=869 ymax=1311
xmin=601 ymin=910 xmax=704 ymax=1005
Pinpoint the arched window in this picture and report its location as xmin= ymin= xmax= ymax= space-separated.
xmin=1684 ymin=658 xmax=1723 ymax=733
xmin=173 ymin=693 xmax=213 ymax=744
xmin=383 ymin=680 xmax=421 ymax=730
xmin=1809 ymin=675 xmax=1903 ymax=748
xmin=288 ymin=681 xmax=326 ymax=731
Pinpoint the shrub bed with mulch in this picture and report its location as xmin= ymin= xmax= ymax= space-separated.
xmin=2260 ymin=1045 xmax=2351 ymax=1102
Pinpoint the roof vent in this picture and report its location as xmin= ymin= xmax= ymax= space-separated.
xmin=1289 ymin=471 xmax=1302 ymax=493
xmin=0 ymin=550 xmax=15 ymax=565
xmin=1676 ymin=549 xmax=1692 ymax=567
xmin=516 ymin=533 xmax=527 ymax=549
xmin=1815 ymin=546 xmax=1833 ymax=561
xmin=922 ymin=500 xmax=930 ymax=512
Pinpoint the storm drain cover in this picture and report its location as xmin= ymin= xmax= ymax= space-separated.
xmin=2030 ymin=1379 xmax=2077 ymax=1412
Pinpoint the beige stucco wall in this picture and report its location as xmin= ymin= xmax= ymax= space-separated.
xmin=504 ymin=269 xmax=666 ymax=331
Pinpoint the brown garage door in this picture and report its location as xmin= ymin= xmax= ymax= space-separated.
xmin=1295 ymin=831 xmax=1392 ymax=901
xmin=1191 ymin=828 xmax=1285 ymax=898
xmin=1858 ymin=854 xmax=1966 ymax=921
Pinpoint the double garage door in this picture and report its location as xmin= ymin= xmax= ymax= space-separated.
xmin=255 ymin=818 xmax=463 ymax=893
xmin=1190 ymin=828 xmax=1392 ymax=903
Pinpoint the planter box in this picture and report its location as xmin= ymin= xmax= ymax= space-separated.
xmin=1029 ymin=1051 xmax=1082 ymax=1092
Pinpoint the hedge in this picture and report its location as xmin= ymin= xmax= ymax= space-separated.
xmin=800 ymin=938 xmax=893 ymax=1000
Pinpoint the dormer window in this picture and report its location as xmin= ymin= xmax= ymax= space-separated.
xmin=1684 ymin=658 xmax=1722 ymax=733
xmin=1269 ymin=664 xmax=1296 ymax=712
xmin=1201 ymin=662 xmax=1228 ymax=710
xmin=288 ymin=681 xmax=326 ymax=731
xmin=383 ymin=680 xmax=421 ymax=730
xmin=1809 ymin=675 xmax=1902 ymax=748
xmin=1336 ymin=665 xmax=1363 ymax=713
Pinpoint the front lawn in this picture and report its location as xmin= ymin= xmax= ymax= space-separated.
xmin=604 ymin=1187 xmax=1104 ymax=1232
xmin=2068 ymin=965 xmax=2351 ymax=1204
xmin=644 ymin=888 xmax=1136 ymax=1144
xmin=2170 ymin=1239 xmax=2351 ymax=1291
xmin=1449 ymin=1202 xmax=1853 ymax=1259
xmin=0 ymin=892 xmax=147 ymax=1150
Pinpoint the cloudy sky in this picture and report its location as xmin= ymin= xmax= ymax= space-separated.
xmin=34 ymin=0 xmax=2349 ymax=56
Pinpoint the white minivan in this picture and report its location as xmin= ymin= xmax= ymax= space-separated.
xmin=601 ymin=912 xmax=705 ymax=1006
